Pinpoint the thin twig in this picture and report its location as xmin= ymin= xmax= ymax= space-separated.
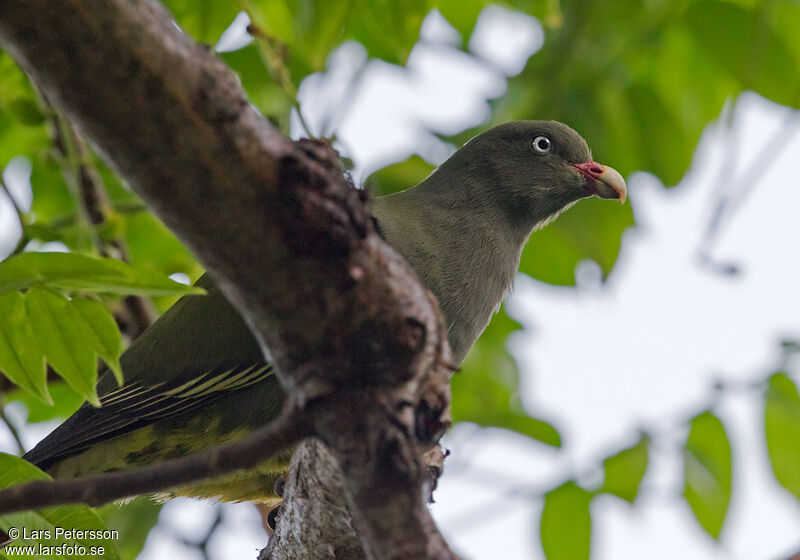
xmin=53 ymin=112 xmax=103 ymax=251
xmin=699 ymin=99 xmax=738 ymax=250
xmin=45 ymin=106 xmax=157 ymax=336
xmin=699 ymin=107 xmax=800 ymax=256
xmin=725 ymin=110 xmax=800 ymax=218
xmin=320 ymin=56 xmax=369 ymax=140
xmin=0 ymin=406 xmax=310 ymax=514
xmin=37 ymin=201 xmax=148 ymax=232
xmin=237 ymin=2 xmax=314 ymax=138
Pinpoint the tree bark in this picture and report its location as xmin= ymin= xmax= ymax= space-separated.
xmin=0 ymin=2 xmax=454 ymax=559
xmin=264 ymin=440 xmax=364 ymax=560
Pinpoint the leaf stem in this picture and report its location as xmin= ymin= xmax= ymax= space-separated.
xmin=235 ymin=0 xmax=314 ymax=138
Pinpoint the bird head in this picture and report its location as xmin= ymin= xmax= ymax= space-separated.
xmin=437 ymin=120 xmax=627 ymax=230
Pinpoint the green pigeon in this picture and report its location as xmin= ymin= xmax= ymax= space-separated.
xmin=22 ymin=121 xmax=626 ymax=508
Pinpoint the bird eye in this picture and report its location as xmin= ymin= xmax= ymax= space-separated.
xmin=531 ymin=135 xmax=552 ymax=154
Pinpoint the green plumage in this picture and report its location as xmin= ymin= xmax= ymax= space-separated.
xmin=23 ymin=121 xmax=626 ymax=505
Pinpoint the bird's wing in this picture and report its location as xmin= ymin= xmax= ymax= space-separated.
xmin=23 ymin=273 xmax=274 ymax=470
xmin=22 ymin=361 xmax=274 ymax=469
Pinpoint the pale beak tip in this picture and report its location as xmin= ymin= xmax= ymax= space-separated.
xmin=574 ymin=161 xmax=627 ymax=205
xmin=599 ymin=164 xmax=627 ymax=206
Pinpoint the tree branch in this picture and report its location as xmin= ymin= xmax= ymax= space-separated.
xmin=264 ymin=439 xmax=364 ymax=560
xmin=48 ymin=104 xmax=157 ymax=338
xmin=264 ymin=440 xmax=448 ymax=560
xmin=0 ymin=406 xmax=309 ymax=513
xmin=0 ymin=2 xmax=455 ymax=558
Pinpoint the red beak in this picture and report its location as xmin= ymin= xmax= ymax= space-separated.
xmin=573 ymin=162 xmax=627 ymax=205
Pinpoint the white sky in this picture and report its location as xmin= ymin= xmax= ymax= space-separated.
xmin=2 ymin=6 xmax=799 ymax=560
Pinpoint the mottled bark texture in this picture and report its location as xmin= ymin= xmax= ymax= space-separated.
xmin=0 ymin=2 xmax=454 ymax=559
xmin=263 ymin=440 xmax=364 ymax=560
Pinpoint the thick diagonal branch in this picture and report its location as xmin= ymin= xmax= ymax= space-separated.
xmin=0 ymin=2 xmax=454 ymax=559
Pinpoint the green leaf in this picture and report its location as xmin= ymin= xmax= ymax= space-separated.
xmin=452 ymin=307 xmax=561 ymax=447
xmin=764 ymin=373 xmax=800 ymax=502
xmin=540 ymin=481 xmax=592 ymax=560
xmin=683 ymin=411 xmax=732 ymax=540
xmin=491 ymin=0 xmax=800 ymax=204
xmin=0 ymin=291 xmax=49 ymax=403
xmin=121 ymin=211 xmax=204 ymax=311
xmin=28 ymin=152 xmax=79 ymax=225
xmin=367 ymin=155 xmax=435 ymax=196
xmin=684 ymin=1 xmax=799 ymax=108
xmin=24 ymin=287 xmax=99 ymax=406
xmin=0 ymin=252 xmax=205 ymax=297
xmin=121 ymin=212 xmax=199 ymax=276
xmin=247 ymin=0 xmax=348 ymax=83
xmin=3 ymin=382 xmax=83 ymax=423
xmin=600 ymin=434 xmax=649 ymax=503
xmin=97 ymin=498 xmax=162 ymax=560
xmin=625 ymin=83 xmax=691 ymax=186
xmin=520 ymin=197 xmax=634 ymax=286
xmin=69 ymin=297 xmax=124 ymax=386
xmin=0 ymin=454 xmax=119 ymax=560
xmin=220 ymin=45 xmax=295 ymax=127
xmin=345 ymin=0 xmax=430 ymax=65
xmin=507 ymin=0 xmax=558 ymax=24
xmin=0 ymin=53 xmax=50 ymax=169
xmin=247 ymin=0 xmax=430 ymax=87
xmin=163 ymin=0 xmax=240 ymax=44
xmin=437 ymin=0 xmax=486 ymax=46
xmin=770 ymin=3 xmax=800 ymax=82
xmin=6 ymin=98 xmax=45 ymax=127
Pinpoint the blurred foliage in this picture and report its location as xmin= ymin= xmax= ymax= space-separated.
xmin=520 ymin=197 xmax=633 ymax=285
xmin=97 ymin=498 xmax=162 ymax=560
xmin=540 ymin=481 xmax=592 ymax=560
xmin=0 ymin=54 xmax=48 ymax=171
xmin=163 ymin=0 xmax=240 ymax=44
xmin=495 ymin=0 xmax=800 ymax=183
xmin=3 ymin=382 xmax=82 ymax=423
xmin=764 ymin=372 xmax=800 ymax=501
xmin=0 ymin=253 xmax=202 ymax=405
xmin=0 ymin=454 xmax=120 ymax=559
xmin=368 ymin=155 xmax=435 ymax=196
xmin=452 ymin=307 xmax=561 ymax=447
xmin=245 ymin=0 xmax=429 ymax=81
xmin=683 ymin=411 xmax=732 ymax=540
xmin=0 ymin=0 xmax=799 ymax=558
xmin=599 ymin=434 xmax=649 ymax=503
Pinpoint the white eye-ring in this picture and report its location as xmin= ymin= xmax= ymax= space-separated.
xmin=531 ymin=135 xmax=552 ymax=154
